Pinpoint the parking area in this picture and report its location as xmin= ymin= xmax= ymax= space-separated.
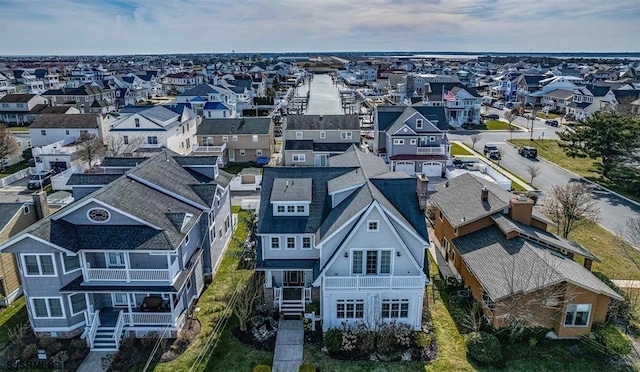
xmin=0 ymin=176 xmax=34 ymax=203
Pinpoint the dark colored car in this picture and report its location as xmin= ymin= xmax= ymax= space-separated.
xmin=27 ymin=170 xmax=55 ymax=190
xmin=518 ymin=146 xmax=538 ymax=158
xmin=545 ymin=119 xmax=559 ymax=127
xmin=483 ymin=114 xmax=500 ymax=120
xmin=487 ymin=150 xmax=501 ymax=160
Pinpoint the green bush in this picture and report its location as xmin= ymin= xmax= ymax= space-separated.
xmin=466 ymin=332 xmax=503 ymax=365
xmin=415 ymin=332 xmax=432 ymax=348
xmin=324 ymin=328 xmax=342 ymax=354
xmin=592 ymin=323 xmax=633 ymax=355
xmin=253 ymin=365 xmax=271 ymax=372
xmin=298 ymin=363 xmax=316 ymax=372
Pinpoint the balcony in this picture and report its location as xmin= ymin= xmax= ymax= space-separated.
xmin=417 ymin=146 xmax=446 ymax=155
xmin=84 ymin=258 xmax=180 ymax=283
xmin=192 ymin=142 xmax=227 ymax=154
xmin=323 ymin=275 xmax=425 ymax=290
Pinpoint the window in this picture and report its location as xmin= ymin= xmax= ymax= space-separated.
xmin=454 ymin=227 xmax=458 ymax=236
xmin=439 ymin=211 xmax=443 ymax=221
xmin=135 ymin=118 xmax=140 ymax=127
xmin=62 ymin=254 xmax=80 ymax=273
xmin=106 ymin=252 xmax=125 ymax=268
xmin=366 ymin=251 xmax=378 ymax=274
xmin=367 ymin=221 xmax=379 ymax=231
xmin=23 ymin=254 xmax=56 ymax=276
xmin=41 ymin=130 xmax=46 ymax=136
xmin=302 ymin=237 xmax=311 ymax=249
xmin=239 ymin=149 xmax=245 ymax=156
xmin=123 ymin=135 xmax=129 ymax=145
xmin=429 ymin=136 xmax=436 ymax=142
xmin=336 ymin=299 xmax=364 ymax=319
xmin=232 ymin=135 xmax=238 ymax=141
xmin=296 ymin=132 xmax=303 ymax=139
xmin=292 ymin=154 xmax=305 ymax=162
xmin=256 ymin=149 xmax=262 ymax=156
xmin=380 ymin=251 xmax=391 ymax=274
xmin=287 ymin=237 xmax=295 ymax=249
xmin=410 ymin=139 xmax=417 ymax=145
xmin=32 ymin=298 xmax=64 ymax=318
xmin=112 ymin=293 xmax=128 ymax=306
xmin=565 ymin=304 xmax=591 ymax=327
xmin=147 ymin=136 xmax=158 ymax=145
xmin=69 ymin=293 xmax=87 ymax=316
xmin=271 ymin=237 xmax=280 ymax=249
xmin=1 ymin=103 xmax=8 ymax=108
xmin=341 ymin=132 xmax=352 ymax=140
xmin=222 ymin=135 xmax=228 ymax=142
xmin=297 ymin=205 xmax=305 ymax=213
xmin=320 ymin=131 xmax=326 ymax=139
xmin=185 ymin=233 xmax=190 ymax=245
xmin=352 ymin=251 xmax=363 ymax=274
xmin=277 ymin=205 xmax=285 ymax=213
xmin=252 ymin=135 xmax=259 ymax=142
xmin=23 ymin=205 xmax=30 ymax=215
xmin=393 ymin=139 xmax=404 ymax=145
xmin=287 ymin=205 xmax=295 ymax=213
xmin=416 ymin=119 xmax=423 ymax=129
xmin=381 ymin=299 xmax=409 ymax=318
xmin=16 ymin=103 xmax=25 ymax=108
xmin=65 ymin=130 xmax=70 ymax=135
xmin=87 ymin=208 xmax=110 ymax=222
xmin=352 ymin=250 xmax=391 ymax=275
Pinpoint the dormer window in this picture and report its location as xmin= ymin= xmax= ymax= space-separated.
xmin=287 ymin=205 xmax=295 ymax=213
xmin=416 ymin=119 xmax=423 ymax=129
xmin=271 ymin=237 xmax=280 ymax=249
xmin=277 ymin=206 xmax=285 ymax=213
xmin=297 ymin=205 xmax=304 ymax=213
xmin=135 ymin=118 xmax=140 ymax=127
xmin=296 ymin=132 xmax=303 ymax=139
xmin=341 ymin=132 xmax=352 ymax=140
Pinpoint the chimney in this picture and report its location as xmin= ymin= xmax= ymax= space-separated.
xmin=481 ymin=186 xmax=489 ymax=201
xmin=583 ymin=258 xmax=593 ymax=271
xmin=32 ymin=191 xmax=50 ymax=220
xmin=416 ymin=175 xmax=429 ymax=210
xmin=508 ymin=196 xmax=534 ymax=226
xmin=319 ymin=114 xmax=323 ymax=121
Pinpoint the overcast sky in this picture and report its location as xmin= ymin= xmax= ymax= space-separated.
xmin=0 ymin=0 xmax=638 ymax=55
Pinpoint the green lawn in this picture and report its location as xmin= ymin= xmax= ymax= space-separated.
xmin=0 ymin=160 xmax=29 ymax=176
xmin=451 ymin=143 xmax=473 ymax=156
xmin=483 ymin=120 xmax=511 ymax=130
xmin=508 ymin=139 xmax=640 ymax=203
xmin=0 ymin=297 xmax=28 ymax=346
xmin=8 ymin=126 xmax=29 ymax=133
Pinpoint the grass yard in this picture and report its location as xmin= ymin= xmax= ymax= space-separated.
xmin=451 ymin=143 xmax=473 ymax=156
xmin=140 ymin=207 xmax=266 ymax=372
xmin=0 ymin=160 xmax=29 ymax=176
xmin=536 ymin=112 xmax=560 ymax=119
xmin=476 ymin=120 xmax=512 ymax=130
xmin=0 ymin=297 xmax=28 ymax=346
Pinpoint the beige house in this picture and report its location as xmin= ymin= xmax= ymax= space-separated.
xmin=194 ymin=118 xmax=274 ymax=165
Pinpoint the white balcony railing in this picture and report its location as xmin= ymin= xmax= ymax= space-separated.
xmin=192 ymin=142 xmax=227 ymax=153
xmin=86 ymin=266 xmax=177 ymax=282
xmin=127 ymin=312 xmax=173 ymax=325
xmin=323 ymin=275 xmax=425 ymax=290
xmin=416 ymin=146 xmax=446 ymax=155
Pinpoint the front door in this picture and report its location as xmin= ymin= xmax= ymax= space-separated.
xmin=284 ymin=270 xmax=304 ymax=286
xmin=229 ymin=149 xmax=235 ymax=162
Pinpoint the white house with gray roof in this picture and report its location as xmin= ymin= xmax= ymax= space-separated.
xmin=0 ymin=151 xmax=233 ymax=350
xmin=257 ymin=147 xmax=430 ymax=331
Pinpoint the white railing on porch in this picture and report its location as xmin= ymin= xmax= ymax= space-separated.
xmin=86 ymin=266 xmax=178 ymax=282
xmin=323 ymin=275 xmax=425 ymax=290
xmin=416 ymin=146 xmax=445 ymax=155
xmin=126 ymin=312 xmax=173 ymax=325
xmin=304 ymin=287 xmax=311 ymax=302
xmin=85 ymin=310 xmax=100 ymax=349
xmin=113 ymin=310 xmax=125 ymax=348
xmin=192 ymin=142 xmax=227 ymax=153
xmin=274 ymin=287 xmax=282 ymax=308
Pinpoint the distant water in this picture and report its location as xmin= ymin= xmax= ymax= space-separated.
xmin=377 ymin=52 xmax=640 ymax=60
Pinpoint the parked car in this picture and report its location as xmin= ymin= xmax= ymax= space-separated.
xmin=518 ymin=146 xmax=538 ymax=158
xmin=545 ymin=119 xmax=559 ymax=127
xmin=483 ymin=143 xmax=500 ymax=154
xmin=27 ymin=170 xmax=55 ymax=190
xmin=483 ymin=114 xmax=500 ymax=120
xmin=487 ymin=150 xmax=501 ymax=160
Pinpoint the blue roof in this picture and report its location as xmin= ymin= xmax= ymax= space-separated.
xmin=190 ymin=96 xmax=206 ymax=102
xmin=203 ymin=101 xmax=230 ymax=110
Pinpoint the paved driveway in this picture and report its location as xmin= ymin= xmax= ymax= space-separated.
xmin=0 ymin=176 xmax=34 ymax=203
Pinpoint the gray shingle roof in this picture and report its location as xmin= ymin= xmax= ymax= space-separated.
xmin=453 ymin=226 xmax=622 ymax=301
xmin=174 ymin=156 xmax=219 ymax=166
xmin=0 ymin=203 xmax=23 ymax=233
xmin=197 ymin=118 xmax=272 ymax=135
xmin=271 ymin=178 xmax=312 ymax=202
xmin=286 ymin=115 xmax=359 ymax=130
xmin=101 ymin=157 xmax=149 ymax=167
xmin=0 ymin=94 xmax=37 ymax=103
xmin=313 ymin=143 xmax=354 ymax=152
xmin=284 ymin=140 xmax=313 ymax=151
xmin=29 ymin=114 xmax=98 ymax=129
xmin=66 ymin=173 xmax=121 ymax=186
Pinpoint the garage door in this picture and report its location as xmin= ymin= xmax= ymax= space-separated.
xmin=421 ymin=162 xmax=442 ymax=177
xmin=395 ymin=161 xmax=415 ymax=175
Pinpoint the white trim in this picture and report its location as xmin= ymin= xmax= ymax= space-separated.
xmin=375 ymin=202 xmax=425 ymax=274
xmin=392 ymin=125 xmax=417 ymax=136
xmin=270 ymin=237 xmax=281 ymax=250
xmin=32 ymin=321 xmax=85 ymax=333
xmin=30 ymin=297 xmax=66 ymax=319
xmin=350 ymin=248 xmax=393 ymax=276
xmin=22 ymin=253 xmax=57 ymax=277
xmin=86 ymin=207 xmax=111 ymax=223
xmin=378 ymin=203 xmax=429 ymax=245
xmin=316 ymin=204 xmax=369 ymax=248
xmin=367 ymin=220 xmax=379 ymax=232
xmin=0 ymin=234 xmax=76 ymax=255
xmin=68 ymin=293 xmax=87 ymax=317
xmin=52 ymin=198 xmax=164 ymax=230
xmin=105 ymin=252 xmax=126 ymax=268
xmin=302 ymin=236 xmax=312 ymax=250
xmin=61 ymin=253 xmax=81 ymax=274
xmin=286 ymin=236 xmax=296 ymax=250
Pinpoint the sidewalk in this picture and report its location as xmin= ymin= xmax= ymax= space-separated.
xmin=76 ymin=351 xmax=113 ymax=372
xmin=272 ymin=319 xmax=303 ymax=372
xmin=452 ymin=141 xmax=534 ymax=192
xmin=426 ymin=226 xmax=456 ymax=280
xmin=612 ymin=280 xmax=640 ymax=289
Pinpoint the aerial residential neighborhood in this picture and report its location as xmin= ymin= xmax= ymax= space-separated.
xmin=0 ymin=1 xmax=638 ymax=372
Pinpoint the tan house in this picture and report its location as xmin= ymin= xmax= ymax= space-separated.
xmin=429 ymin=173 xmax=623 ymax=338
xmin=194 ymin=117 xmax=274 ymax=166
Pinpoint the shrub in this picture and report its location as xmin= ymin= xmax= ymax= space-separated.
xmin=253 ymin=365 xmax=271 ymax=372
xmin=466 ymin=332 xmax=503 ymax=365
xmin=415 ymin=332 xmax=432 ymax=348
xmin=298 ymin=363 xmax=316 ymax=372
xmin=22 ymin=344 xmax=38 ymax=361
xmin=324 ymin=328 xmax=342 ymax=354
xmin=592 ymin=323 xmax=633 ymax=355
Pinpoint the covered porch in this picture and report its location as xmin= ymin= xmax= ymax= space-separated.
xmin=257 ymin=259 xmax=318 ymax=315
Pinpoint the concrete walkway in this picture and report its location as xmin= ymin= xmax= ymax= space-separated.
xmin=272 ymin=319 xmax=304 ymax=372
xmin=612 ymin=280 xmax=640 ymax=289
xmin=76 ymin=350 xmax=114 ymax=372
xmin=427 ymin=226 xmax=456 ymax=280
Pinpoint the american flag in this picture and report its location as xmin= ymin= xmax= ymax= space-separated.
xmin=443 ymin=91 xmax=456 ymax=102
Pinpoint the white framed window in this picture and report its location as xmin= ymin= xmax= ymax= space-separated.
xmin=296 ymin=131 xmax=303 ymax=139
xmin=287 ymin=205 xmax=295 ymax=213
xmin=23 ymin=205 xmax=30 ymax=215
xmin=87 ymin=208 xmax=110 ymax=223
xmin=31 ymin=297 xmax=65 ymax=319
xmin=454 ymin=227 xmax=458 ymax=236
xmin=367 ymin=221 xmax=379 ymax=232
xmin=381 ymin=299 xmax=409 ymax=318
xmin=112 ymin=293 xmax=128 ymax=307
xmin=277 ymin=205 xmax=285 ymax=213
xmin=135 ymin=118 xmax=140 ymax=127
xmin=22 ymin=254 xmax=56 ymax=276
xmin=564 ymin=304 xmax=591 ymax=327
xmin=351 ymin=250 xmax=391 ymax=275
xmin=297 ymin=205 xmax=305 ymax=213
xmin=410 ymin=139 xmax=417 ymax=145
xmin=292 ymin=154 xmax=305 ymax=162
xmin=429 ymin=136 xmax=436 ymax=142
xmin=256 ymin=149 xmax=263 ymax=156
xmin=286 ymin=237 xmax=296 ymax=250
xmin=232 ymin=135 xmax=238 ymax=141
xmin=302 ymin=237 xmax=311 ymax=249
xmin=252 ymin=135 xmax=259 ymax=142
xmin=416 ymin=119 xmax=423 ymax=129
xmin=239 ymin=149 xmax=246 ymax=156
xmin=68 ymin=293 xmax=87 ymax=316
xmin=336 ymin=299 xmax=364 ymax=319
xmin=271 ymin=237 xmax=280 ymax=249
xmin=106 ymin=252 xmax=125 ymax=268
xmin=320 ymin=131 xmax=326 ymax=139
xmin=62 ymin=254 xmax=80 ymax=273
xmin=341 ymin=131 xmax=352 ymax=140
xmin=393 ymin=139 xmax=404 ymax=145
xmin=147 ymin=136 xmax=158 ymax=145
xmin=222 ymin=135 xmax=229 ymax=142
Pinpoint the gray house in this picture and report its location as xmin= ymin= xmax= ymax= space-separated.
xmin=283 ymin=114 xmax=361 ymax=166
xmin=0 ymin=151 xmax=233 ymax=351
xmin=257 ymin=147 xmax=429 ymax=331
xmin=374 ymin=105 xmax=450 ymax=177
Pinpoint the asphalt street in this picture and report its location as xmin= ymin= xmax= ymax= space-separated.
xmin=449 ymin=106 xmax=640 ymax=241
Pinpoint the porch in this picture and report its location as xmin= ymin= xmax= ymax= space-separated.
xmin=322 ymin=275 xmax=425 ymax=290
xmin=262 ymin=268 xmax=314 ymax=316
xmin=81 ymin=251 xmax=180 ymax=283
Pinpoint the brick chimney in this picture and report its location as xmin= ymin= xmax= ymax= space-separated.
xmin=416 ymin=175 xmax=429 ymax=210
xmin=508 ymin=196 xmax=534 ymax=226
xmin=32 ymin=191 xmax=50 ymax=220
xmin=481 ymin=185 xmax=489 ymax=201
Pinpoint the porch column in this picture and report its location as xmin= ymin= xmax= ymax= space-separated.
xmin=166 ymin=254 xmax=172 ymax=280
xmin=127 ymin=293 xmax=133 ymax=326
xmin=169 ymin=294 xmax=175 ymax=324
xmin=124 ymin=253 xmax=131 ymax=282
xmin=265 ymin=270 xmax=272 ymax=288
xmin=81 ymin=252 xmax=88 ymax=281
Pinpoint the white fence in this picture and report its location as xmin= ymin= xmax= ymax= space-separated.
xmin=0 ymin=167 xmax=33 ymax=187
xmin=51 ymin=163 xmax=87 ymax=191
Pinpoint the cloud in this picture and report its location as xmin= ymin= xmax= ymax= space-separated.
xmin=0 ymin=0 xmax=637 ymax=55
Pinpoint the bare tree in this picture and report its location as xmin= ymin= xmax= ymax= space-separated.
xmin=504 ymin=111 xmax=518 ymax=140
xmin=104 ymin=134 xmax=145 ymax=157
xmin=0 ymin=125 xmax=19 ymax=171
xmin=75 ymin=132 xmax=106 ymax=169
xmin=541 ymin=183 xmax=600 ymax=238
xmin=614 ymin=217 xmax=640 ymax=272
xmin=232 ymin=274 xmax=262 ymax=332
xmin=527 ymin=165 xmax=541 ymax=185
xmin=495 ymin=146 xmax=507 ymax=166
xmin=470 ymin=134 xmax=482 ymax=151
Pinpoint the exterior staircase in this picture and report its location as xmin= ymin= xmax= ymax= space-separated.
xmin=92 ymin=327 xmax=120 ymax=350
xmin=275 ymin=287 xmax=311 ymax=316
xmin=280 ymin=300 xmax=305 ymax=316
xmin=84 ymin=309 xmax=126 ymax=351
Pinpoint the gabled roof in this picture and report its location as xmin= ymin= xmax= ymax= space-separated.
xmin=197 ymin=118 xmax=272 ymax=135
xmin=29 ymin=114 xmax=98 ymax=129
xmin=376 ymin=105 xmax=448 ymax=132
xmin=178 ymin=83 xmax=222 ymax=97
xmin=427 ymin=82 xmax=481 ymax=100
xmin=66 ymin=173 xmax=121 ymax=186
xmin=203 ymin=101 xmax=230 ymax=110
xmin=0 ymin=203 xmax=24 ymax=234
xmin=286 ymin=115 xmax=359 ymax=131
xmin=0 ymin=94 xmax=38 ymax=103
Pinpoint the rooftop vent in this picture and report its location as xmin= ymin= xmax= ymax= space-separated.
xmin=481 ymin=185 xmax=489 ymax=201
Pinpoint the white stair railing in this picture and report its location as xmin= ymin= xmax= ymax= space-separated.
xmin=86 ymin=310 xmax=100 ymax=349
xmin=113 ymin=310 xmax=126 ymax=348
